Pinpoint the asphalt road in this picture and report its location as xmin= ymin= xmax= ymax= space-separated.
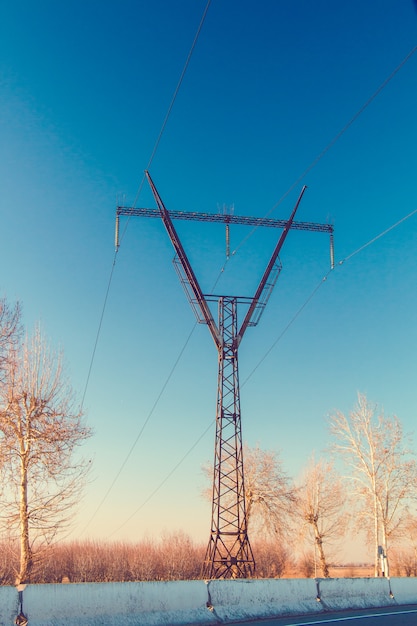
xmin=226 ymin=605 xmax=417 ymax=625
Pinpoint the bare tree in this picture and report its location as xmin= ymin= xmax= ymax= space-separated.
xmin=296 ymin=457 xmax=348 ymax=577
xmin=0 ymin=325 xmax=92 ymax=584
xmin=243 ymin=444 xmax=297 ymax=539
xmin=329 ymin=393 xmax=417 ymax=577
xmin=404 ymin=513 xmax=417 ymax=551
xmin=396 ymin=512 xmax=417 ymax=575
xmin=250 ymin=539 xmax=290 ymax=578
xmin=0 ymin=297 xmax=21 ymax=382
xmin=202 ymin=443 xmax=297 ymax=541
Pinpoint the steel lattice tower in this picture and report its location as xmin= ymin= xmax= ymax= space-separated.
xmin=205 ymin=295 xmax=254 ymax=578
xmin=116 ymin=171 xmax=334 ymax=579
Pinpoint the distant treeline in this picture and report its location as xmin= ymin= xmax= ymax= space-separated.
xmin=0 ymin=534 xmax=293 ymax=584
xmin=1 ymin=533 xmax=414 ymax=585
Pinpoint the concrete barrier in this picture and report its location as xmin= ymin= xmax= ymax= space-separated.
xmin=207 ymin=577 xmax=323 ymax=622
xmin=6 ymin=580 xmax=216 ymax=626
xmin=0 ymin=585 xmax=18 ymax=626
xmin=390 ymin=577 xmax=417 ymax=605
xmin=317 ymin=577 xmax=395 ymax=611
xmin=1 ymin=577 xmax=417 ymax=626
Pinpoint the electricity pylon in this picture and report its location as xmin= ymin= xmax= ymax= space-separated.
xmin=116 ymin=171 xmax=334 ymax=579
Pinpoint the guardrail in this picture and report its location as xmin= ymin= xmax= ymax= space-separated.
xmin=0 ymin=577 xmax=416 ymax=626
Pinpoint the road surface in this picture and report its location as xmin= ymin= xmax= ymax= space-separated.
xmin=225 ymin=604 xmax=417 ymax=625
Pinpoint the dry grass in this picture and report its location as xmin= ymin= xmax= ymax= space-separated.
xmin=328 ymin=564 xmax=375 ymax=578
xmin=282 ymin=563 xmax=375 ymax=579
xmin=0 ymin=537 xmax=412 ymax=585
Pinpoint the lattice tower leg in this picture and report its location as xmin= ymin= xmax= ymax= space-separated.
xmin=202 ymin=296 xmax=255 ymax=579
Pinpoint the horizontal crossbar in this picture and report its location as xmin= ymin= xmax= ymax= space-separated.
xmin=117 ymin=206 xmax=333 ymax=233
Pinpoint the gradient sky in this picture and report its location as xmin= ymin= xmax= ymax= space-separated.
xmin=1 ymin=1 xmax=417 ymax=560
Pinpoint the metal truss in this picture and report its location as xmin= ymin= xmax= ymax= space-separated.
xmin=202 ymin=296 xmax=254 ymax=578
xmin=117 ymin=171 xmax=333 ymax=579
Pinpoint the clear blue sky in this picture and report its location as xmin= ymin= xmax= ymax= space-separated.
xmin=1 ymin=1 xmax=417 ymax=558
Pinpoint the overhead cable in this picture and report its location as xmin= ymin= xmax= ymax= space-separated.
xmin=108 ymin=205 xmax=417 ymax=533
xmin=78 ymin=1 xmax=211 ymax=535
xmin=90 ymin=36 xmax=417 ymax=535
xmin=241 ymin=207 xmax=417 ymax=387
xmin=117 ymin=0 xmax=212 ymax=251
xmin=230 ymin=43 xmax=417 ymax=258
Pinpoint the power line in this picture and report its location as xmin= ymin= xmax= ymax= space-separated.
xmin=241 ymin=272 xmax=331 ymax=388
xmin=242 ymin=207 xmax=417 ymax=387
xmin=78 ymin=1 xmax=211 ymax=536
xmin=82 ymin=262 xmax=223 ymax=537
xmin=80 ymin=324 xmax=197 ymax=537
xmin=107 ymin=419 xmax=214 ymax=539
xmin=210 ymin=42 xmax=417 ymax=300
xmin=102 ymin=35 xmax=417 ymax=526
xmin=88 ymin=39 xmax=417 ymax=411
xmin=82 ymin=0 xmax=211 ymax=409
xmin=110 ymin=205 xmax=417 ymax=535
xmin=230 ymin=43 xmax=417 ymax=259
xmin=117 ymin=0 xmax=212 ymax=251
xmin=81 ymin=254 xmax=117 ymax=411
xmin=340 ymin=208 xmax=417 ymax=264
xmin=85 ymin=37 xmax=417 ymax=537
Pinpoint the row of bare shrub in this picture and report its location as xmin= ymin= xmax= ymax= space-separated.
xmin=4 ymin=533 xmax=412 ymax=585
xmin=0 ymin=534 xmax=292 ymax=584
xmin=389 ymin=550 xmax=417 ymax=577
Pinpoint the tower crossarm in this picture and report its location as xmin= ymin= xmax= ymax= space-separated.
xmin=116 ymin=206 xmax=333 ymax=234
xmin=116 ymin=177 xmax=334 ymax=348
xmin=144 ymin=171 xmax=222 ymax=349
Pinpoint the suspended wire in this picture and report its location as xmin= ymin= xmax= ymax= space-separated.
xmin=102 ymin=266 xmax=227 ymax=537
xmin=85 ymin=36 xmax=416 ymax=534
xmin=107 ymin=419 xmax=214 ymax=539
xmin=109 ymin=205 xmax=417 ymax=534
xmin=144 ymin=2 xmax=211 ymax=180
xmin=117 ymin=40 xmax=417 ymax=308
xmin=117 ymin=0 xmax=212 ymax=251
xmin=84 ymin=0 xmax=211 ymax=402
xmin=100 ymin=42 xmax=417 ymax=534
xmin=118 ymin=41 xmax=417 ymax=311
xmin=185 ymin=43 xmax=417 ymax=294
xmin=340 ymin=208 xmax=417 ymax=264
xmin=81 ymin=254 xmax=117 ymax=410
xmin=80 ymin=324 xmax=197 ymax=536
xmin=207 ymin=42 xmax=417 ymax=304
xmin=241 ymin=271 xmax=331 ymax=387
xmin=78 ymin=1 xmax=211 ymax=536
xmin=230 ymin=43 xmax=417 ymax=259
xmin=242 ymin=207 xmax=417 ymax=387
xmin=87 ymin=264 xmax=226 ymax=537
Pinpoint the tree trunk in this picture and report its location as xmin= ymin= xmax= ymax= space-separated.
xmin=313 ymin=523 xmax=329 ymax=578
xmin=373 ymin=491 xmax=379 ymax=577
xmin=18 ymin=455 xmax=32 ymax=584
xmin=381 ymin=521 xmax=389 ymax=577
